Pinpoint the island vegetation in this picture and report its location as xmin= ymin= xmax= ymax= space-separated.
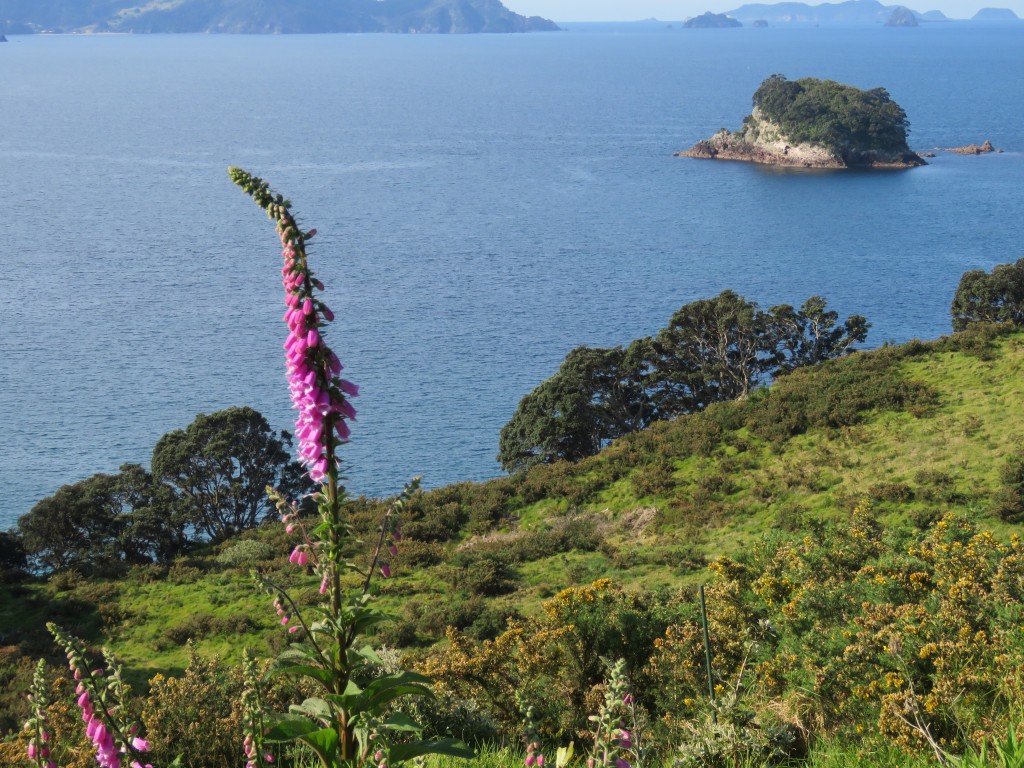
xmin=679 ymin=75 xmax=926 ymax=168
xmin=2 ymin=241 xmax=1024 ymax=768
xmin=885 ymin=6 xmax=919 ymax=26
xmin=682 ymin=12 xmax=743 ymax=27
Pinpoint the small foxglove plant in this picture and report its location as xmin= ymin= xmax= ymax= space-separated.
xmin=584 ymin=659 xmax=635 ymax=768
xmin=49 ymin=624 xmax=154 ymax=768
xmin=527 ymin=659 xmax=639 ymax=768
xmin=242 ymin=650 xmax=273 ymax=768
xmin=25 ymin=660 xmax=56 ymax=768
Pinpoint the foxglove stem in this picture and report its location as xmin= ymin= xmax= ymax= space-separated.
xmin=257 ymin=575 xmax=328 ymax=664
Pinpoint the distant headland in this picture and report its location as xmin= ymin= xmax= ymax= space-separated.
xmin=0 ymin=0 xmax=560 ymax=34
xmin=723 ymin=0 xmax=1021 ymax=23
xmin=972 ymin=6 xmax=1021 ymax=18
xmin=677 ymin=75 xmax=926 ymax=169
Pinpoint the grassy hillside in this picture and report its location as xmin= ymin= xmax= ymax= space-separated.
xmin=2 ymin=324 xmax=1023 ymax=758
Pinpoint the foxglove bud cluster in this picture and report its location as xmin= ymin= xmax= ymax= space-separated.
xmin=288 ymin=545 xmax=310 ymax=567
xmin=525 ymin=741 xmax=544 ymax=767
xmin=241 ymin=652 xmax=274 ymax=768
xmin=24 ymin=660 xmax=56 ymax=768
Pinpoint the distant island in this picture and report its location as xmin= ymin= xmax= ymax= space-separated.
xmin=972 ymin=6 xmax=1021 ymax=18
xmin=683 ymin=11 xmax=743 ymax=26
xmin=726 ymin=0 xmax=947 ymax=23
xmin=678 ymin=75 xmax=926 ymax=169
xmin=885 ymin=6 xmax=919 ymax=25
xmin=0 ymin=0 xmax=559 ymax=34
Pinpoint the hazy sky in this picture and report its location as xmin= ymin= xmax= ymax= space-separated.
xmin=509 ymin=0 xmax=1024 ymax=21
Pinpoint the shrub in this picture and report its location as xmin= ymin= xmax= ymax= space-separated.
xmin=631 ymin=461 xmax=676 ymax=498
xmin=457 ymin=555 xmax=519 ymax=597
xmin=215 ymin=539 xmax=275 ymax=567
xmin=868 ymin=482 xmax=914 ymax=503
xmin=994 ymin=453 xmax=1024 ymax=523
xmin=141 ymin=647 xmax=247 ymax=768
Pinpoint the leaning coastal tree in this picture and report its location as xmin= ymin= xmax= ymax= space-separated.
xmin=499 ymin=291 xmax=868 ymax=472
xmin=951 ymin=257 xmax=1024 ymax=332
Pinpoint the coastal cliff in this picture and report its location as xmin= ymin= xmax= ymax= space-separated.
xmin=678 ymin=75 xmax=926 ymax=169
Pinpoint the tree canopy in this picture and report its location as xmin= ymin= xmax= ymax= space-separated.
xmin=498 ymin=343 xmax=655 ymax=473
xmin=16 ymin=465 xmax=181 ymax=575
xmin=751 ymin=74 xmax=912 ymax=156
xmin=950 ymin=257 xmax=1024 ymax=332
xmin=15 ymin=406 xmax=310 ymax=573
xmin=152 ymin=406 xmax=311 ymax=543
xmin=498 ymin=292 xmax=868 ymax=473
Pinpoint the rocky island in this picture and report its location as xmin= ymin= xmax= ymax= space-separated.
xmin=885 ymin=6 xmax=919 ymax=25
xmin=683 ymin=12 xmax=743 ymax=26
xmin=678 ymin=75 xmax=926 ymax=169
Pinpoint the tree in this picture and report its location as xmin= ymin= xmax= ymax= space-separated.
xmin=16 ymin=465 xmax=184 ymax=574
xmin=951 ymin=258 xmax=1024 ymax=332
xmin=19 ymin=472 xmax=130 ymax=574
xmin=151 ymin=406 xmax=311 ymax=542
xmin=499 ymin=291 xmax=869 ymax=473
xmin=646 ymin=290 xmax=773 ymax=415
xmin=0 ymin=530 xmax=27 ymax=581
xmin=115 ymin=463 xmax=189 ymax=564
xmin=497 ymin=344 xmax=654 ymax=473
xmin=768 ymin=296 xmax=869 ymax=372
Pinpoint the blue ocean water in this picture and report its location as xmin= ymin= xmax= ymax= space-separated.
xmin=1 ymin=25 xmax=1022 ymax=529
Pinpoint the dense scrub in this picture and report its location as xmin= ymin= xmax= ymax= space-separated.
xmin=425 ymin=508 xmax=1024 ymax=758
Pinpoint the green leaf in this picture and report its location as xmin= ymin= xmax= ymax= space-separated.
xmin=363 ymin=674 xmax=435 ymax=709
xmin=323 ymin=691 xmax=366 ymax=715
xmin=277 ymin=644 xmax=323 ymax=663
xmin=388 ymin=738 xmax=475 ymax=764
xmin=265 ymin=714 xmax=320 ymax=742
xmin=357 ymin=645 xmax=384 ymax=665
xmin=382 ymin=712 xmax=424 ymax=733
xmin=556 ymin=743 xmax=575 ymax=768
xmin=269 ymin=663 xmax=334 ymax=686
xmin=299 ymin=727 xmax=341 ymax=768
xmin=291 ymin=697 xmax=334 ymax=721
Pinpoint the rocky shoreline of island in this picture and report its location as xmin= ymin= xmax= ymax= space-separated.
xmin=677 ymin=127 xmax=927 ymax=168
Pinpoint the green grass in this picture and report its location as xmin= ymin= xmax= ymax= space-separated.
xmin=426 ymin=740 xmax=942 ymax=768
